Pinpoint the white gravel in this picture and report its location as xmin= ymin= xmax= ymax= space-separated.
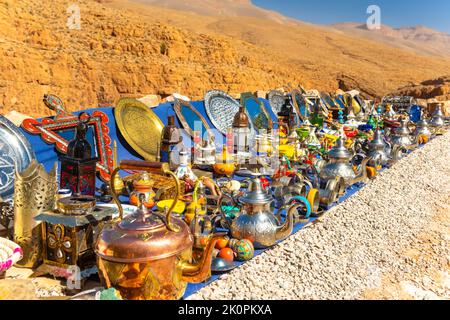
xmin=187 ymin=131 xmax=450 ymax=300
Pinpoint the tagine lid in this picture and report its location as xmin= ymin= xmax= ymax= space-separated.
xmin=238 ymin=177 xmax=273 ymax=205
xmin=328 ymin=138 xmax=352 ymax=160
xmin=95 ymin=203 xmax=193 ymax=263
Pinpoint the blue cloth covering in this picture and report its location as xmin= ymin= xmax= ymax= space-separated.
xmin=18 ymin=98 xmax=370 ymax=299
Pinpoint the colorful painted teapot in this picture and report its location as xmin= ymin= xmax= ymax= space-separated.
xmin=95 ymin=160 xmax=222 ymax=300
xmin=218 ymin=175 xmax=299 ymax=249
xmin=129 ymin=173 xmax=155 ymax=208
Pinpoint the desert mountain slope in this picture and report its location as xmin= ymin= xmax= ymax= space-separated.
xmin=134 ymin=0 xmax=290 ymax=23
xmin=0 ymin=0 xmax=450 ymax=117
xmin=331 ymin=23 xmax=450 ymax=57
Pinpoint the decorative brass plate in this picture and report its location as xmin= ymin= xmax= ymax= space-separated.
xmin=173 ymin=98 xmax=210 ymax=138
xmin=114 ymin=98 xmax=164 ymax=161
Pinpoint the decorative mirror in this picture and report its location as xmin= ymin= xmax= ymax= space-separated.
xmin=291 ymin=89 xmax=309 ymax=121
xmin=241 ymin=92 xmax=272 ymax=132
xmin=174 ymin=98 xmax=211 ymax=137
xmin=22 ymin=94 xmax=113 ymax=182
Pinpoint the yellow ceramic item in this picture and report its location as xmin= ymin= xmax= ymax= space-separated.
xmin=156 ymin=199 xmax=186 ymax=215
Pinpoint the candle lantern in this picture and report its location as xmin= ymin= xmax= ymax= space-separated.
xmin=160 ymin=115 xmax=182 ymax=170
xmin=277 ymin=97 xmax=297 ymax=134
xmin=233 ymin=104 xmax=251 ymax=164
xmin=34 ymin=196 xmax=116 ymax=278
xmin=59 ymin=113 xmax=98 ymax=197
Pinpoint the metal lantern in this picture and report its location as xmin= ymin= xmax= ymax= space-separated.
xmin=59 ymin=156 xmax=98 ymax=196
xmin=233 ymin=105 xmax=250 ymax=164
xmin=59 ymin=114 xmax=98 ymax=196
xmin=35 ymin=196 xmax=115 ymax=278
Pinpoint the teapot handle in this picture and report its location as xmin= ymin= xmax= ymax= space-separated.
xmin=110 ymin=160 xmax=181 ymax=232
xmin=217 ymin=193 xmax=236 ymax=230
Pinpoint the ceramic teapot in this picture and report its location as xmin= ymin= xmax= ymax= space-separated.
xmin=95 ymin=160 xmax=223 ymax=300
xmin=218 ymin=175 xmax=302 ymax=249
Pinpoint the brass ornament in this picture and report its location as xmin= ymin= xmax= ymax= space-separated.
xmin=13 ymin=160 xmax=58 ymax=268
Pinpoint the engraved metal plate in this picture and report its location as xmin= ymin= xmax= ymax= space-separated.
xmin=114 ymin=98 xmax=164 ymax=161
xmin=204 ymin=90 xmax=255 ymax=136
xmin=0 ymin=115 xmax=35 ymax=201
xmin=268 ymin=90 xmax=285 ymax=115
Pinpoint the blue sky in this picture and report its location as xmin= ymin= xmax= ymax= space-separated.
xmin=253 ymin=0 xmax=450 ymax=33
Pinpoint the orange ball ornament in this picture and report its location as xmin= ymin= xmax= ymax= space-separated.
xmin=218 ymin=248 xmax=234 ymax=262
xmin=215 ymin=237 xmax=229 ymax=250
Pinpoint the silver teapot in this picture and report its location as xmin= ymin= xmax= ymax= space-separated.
xmin=219 ymin=176 xmax=299 ymax=249
xmin=430 ymin=105 xmax=445 ymax=128
xmin=367 ymin=129 xmax=391 ymax=167
xmin=319 ymin=138 xmax=369 ymax=186
xmin=414 ymin=117 xmax=432 ymax=142
xmin=390 ymin=117 xmax=414 ymax=148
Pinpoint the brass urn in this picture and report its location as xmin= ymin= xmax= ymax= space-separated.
xmin=95 ymin=160 xmax=222 ymax=300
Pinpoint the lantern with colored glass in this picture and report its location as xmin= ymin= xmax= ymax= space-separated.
xmin=59 ymin=113 xmax=98 ymax=197
xmin=277 ymin=97 xmax=297 ymax=134
xmin=232 ymin=103 xmax=251 ymax=164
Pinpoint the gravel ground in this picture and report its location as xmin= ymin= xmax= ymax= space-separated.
xmin=187 ymin=131 xmax=450 ymax=300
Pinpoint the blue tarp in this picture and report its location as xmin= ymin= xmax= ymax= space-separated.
xmin=18 ymin=98 xmax=368 ymax=299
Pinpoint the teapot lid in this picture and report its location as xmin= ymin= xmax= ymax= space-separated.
xmin=95 ymin=199 xmax=193 ymax=263
xmin=328 ymin=138 xmax=352 ymax=160
xmin=238 ymin=177 xmax=273 ymax=205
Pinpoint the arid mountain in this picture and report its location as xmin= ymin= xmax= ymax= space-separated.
xmin=331 ymin=23 xmax=450 ymax=57
xmin=0 ymin=0 xmax=449 ymax=117
xmin=134 ymin=0 xmax=290 ymax=23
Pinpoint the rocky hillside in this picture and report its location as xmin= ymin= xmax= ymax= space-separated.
xmin=331 ymin=23 xmax=450 ymax=57
xmin=394 ymin=76 xmax=450 ymax=100
xmin=1 ymin=0 xmax=450 ymax=117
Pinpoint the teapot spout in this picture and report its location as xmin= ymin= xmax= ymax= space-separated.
xmin=181 ymin=233 xmax=225 ymax=283
xmin=275 ymin=204 xmax=297 ymax=242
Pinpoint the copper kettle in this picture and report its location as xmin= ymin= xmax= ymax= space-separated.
xmin=95 ymin=160 xmax=222 ymax=300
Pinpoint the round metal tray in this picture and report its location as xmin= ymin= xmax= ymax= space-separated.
xmin=0 ymin=116 xmax=35 ymax=201
xmin=267 ymin=90 xmax=285 ymax=115
xmin=204 ymin=90 xmax=255 ymax=136
xmin=114 ymin=98 xmax=164 ymax=161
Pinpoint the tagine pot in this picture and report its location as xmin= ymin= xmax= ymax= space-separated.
xmin=95 ymin=161 xmax=222 ymax=300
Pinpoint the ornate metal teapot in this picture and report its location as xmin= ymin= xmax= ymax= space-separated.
xmin=430 ymin=105 xmax=445 ymax=128
xmin=319 ymin=138 xmax=369 ymax=186
xmin=218 ymin=176 xmax=298 ymax=249
xmin=95 ymin=160 xmax=222 ymax=300
xmin=414 ymin=117 xmax=432 ymax=143
xmin=390 ymin=117 xmax=414 ymax=148
xmin=367 ymin=129 xmax=390 ymax=167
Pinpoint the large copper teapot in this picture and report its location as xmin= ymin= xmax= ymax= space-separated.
xmin=95 ymin=160 xmax=222 ymax=300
